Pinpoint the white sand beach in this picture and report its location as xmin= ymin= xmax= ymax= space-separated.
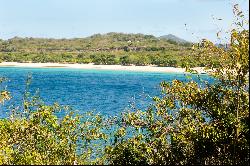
xmin=0 ymin=62 xmax=208 ymax=74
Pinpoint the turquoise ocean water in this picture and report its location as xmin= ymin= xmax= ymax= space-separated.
xmin=0 ymin=67 xmax=212 ymax=118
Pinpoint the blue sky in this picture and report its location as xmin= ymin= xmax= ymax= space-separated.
xmin=0 ymin=0 xmax=249 ymax=42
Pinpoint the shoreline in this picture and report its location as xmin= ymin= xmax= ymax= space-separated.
xmin=0 ymin=62 xmax=207 ymax=74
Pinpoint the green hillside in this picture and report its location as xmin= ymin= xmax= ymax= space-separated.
xmin=0 ymin=33 xmax=212 ymax=67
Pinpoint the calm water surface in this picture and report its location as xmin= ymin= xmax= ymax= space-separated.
xmin=0 ymin=67 xmax=212 ymax=118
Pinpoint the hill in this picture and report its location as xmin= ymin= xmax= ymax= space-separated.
xmin=0 ymin=32 xmax=208 ymax=67
xmin=1 ymin=33 xmax=183 ymax=52
xmin=159 ymin=34 xmax=190 ymax=44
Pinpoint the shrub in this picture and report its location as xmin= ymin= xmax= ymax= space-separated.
xmin=105 ymin=5 xmax=249 ymax=165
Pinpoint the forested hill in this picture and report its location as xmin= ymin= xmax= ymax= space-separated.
xmin=0 ymin=32 xmax=210 ymax=67
xmin=0 ymin=33 xmax=192 ymax=52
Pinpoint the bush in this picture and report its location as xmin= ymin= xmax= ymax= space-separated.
xmin=105 ymin=5 xmax=249 ymax=165
xmin=0 ymin=80 xmax=109 ymax=165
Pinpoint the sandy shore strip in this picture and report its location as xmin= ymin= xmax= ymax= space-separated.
xmin=0 ymin=62 xmax=208 ymax=74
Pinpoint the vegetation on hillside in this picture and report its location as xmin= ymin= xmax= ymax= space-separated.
xmin=0 ymin=4 xmax=249 ymax=165
xmin=0 ymin=33 xmax=213 ymax=67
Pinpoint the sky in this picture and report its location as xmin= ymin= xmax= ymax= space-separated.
xmin=0 ymin=0 xmax=249 ymax=42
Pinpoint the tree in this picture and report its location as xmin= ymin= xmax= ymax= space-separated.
xmin=105 ymin=5 xmax=249 ymax=165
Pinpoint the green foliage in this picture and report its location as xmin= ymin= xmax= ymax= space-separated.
xmin=105 ymin=6 xmax=249 ymax=165
xmin=0 ymin=80 xmax=109 ymax=165
xmin=0 ymin=78 xmax=11 ymax=104
xmin=0 ymin=33 xmax=208 ymax=67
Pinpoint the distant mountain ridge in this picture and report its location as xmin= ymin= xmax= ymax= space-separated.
xmin=0 ymin=32 xmax=214 ymax=67
xmin=0 ymin=32 xmax=193 ymax=54
xmin=5 ymin=33 xmax=190 ymax=43
xmin=159 ymin=34 xmax=190 ymax=43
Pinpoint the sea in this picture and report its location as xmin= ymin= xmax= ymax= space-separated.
xmin=0 ymin=67 xmax=213 ymax=118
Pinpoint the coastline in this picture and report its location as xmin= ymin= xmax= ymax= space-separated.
xmin=0 ymin=62 xmax=207 ymax=74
